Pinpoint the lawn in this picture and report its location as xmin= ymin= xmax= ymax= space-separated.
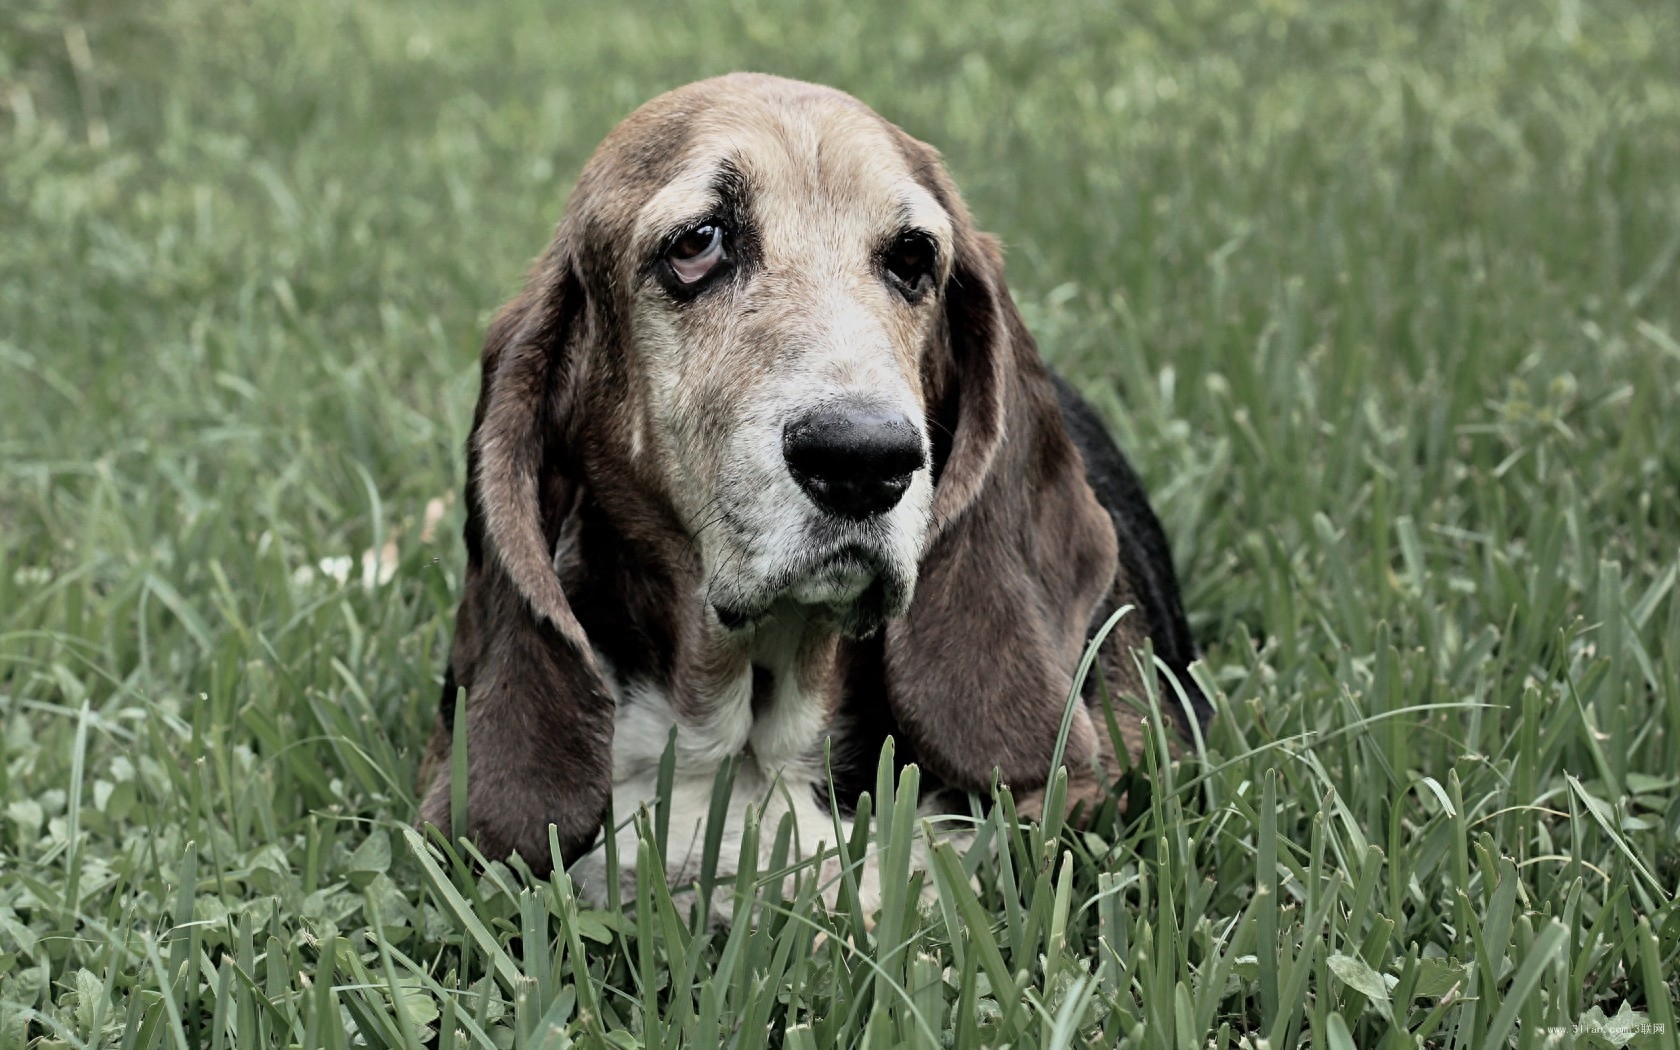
xmin=2 ymin=0 xmax=1678 ymax=1046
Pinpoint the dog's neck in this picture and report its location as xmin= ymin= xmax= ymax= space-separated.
xmin=556 ymin=494 xmax=845 ymax=782
xmin=605 ymin=608 xmax=844 ymax=790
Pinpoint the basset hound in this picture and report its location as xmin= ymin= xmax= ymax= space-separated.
xmin=416 ymin=73 xmax=1208 ymax=909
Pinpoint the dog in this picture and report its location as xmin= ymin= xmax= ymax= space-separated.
xmin=416 ymin=74 xmax=1207 ymax=906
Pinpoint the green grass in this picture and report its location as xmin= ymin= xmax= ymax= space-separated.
xmin=3 ymin=0 xmax=1678 ymax=1045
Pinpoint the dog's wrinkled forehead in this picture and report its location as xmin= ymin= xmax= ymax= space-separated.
xmin=635 ymin=100 xmax=953 ymax=267
xmin=567 ymin=74 xmax=953 ymax=281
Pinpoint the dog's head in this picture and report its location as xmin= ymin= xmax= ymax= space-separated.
xmin=566 ymin=75 xmax=963 ymax=635
xmin=426 ymin=75 xmax=1124 ymax=867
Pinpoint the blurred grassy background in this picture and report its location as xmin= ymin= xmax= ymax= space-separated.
xmin=2 ymin=0 xmax=1677 ymax=1045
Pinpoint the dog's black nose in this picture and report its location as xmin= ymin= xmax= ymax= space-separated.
xmin=783 ymin=406 xmax=926 ymax=520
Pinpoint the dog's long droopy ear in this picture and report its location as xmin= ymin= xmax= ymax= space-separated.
xmin=418 ymin=250 xmax=615 ymax=875
xmin=883 ymin=222 xmax=1120 ymax=794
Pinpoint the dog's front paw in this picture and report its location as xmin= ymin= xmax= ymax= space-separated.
xmin=417 ymin=776 xmax=603 ymax=877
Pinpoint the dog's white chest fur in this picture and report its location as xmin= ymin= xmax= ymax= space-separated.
xmin=569 ymin=615 xmax=853 ymax=918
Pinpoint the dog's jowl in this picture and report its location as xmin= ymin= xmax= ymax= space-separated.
xmin=416 ymin=74 xmax=1208 ymax=912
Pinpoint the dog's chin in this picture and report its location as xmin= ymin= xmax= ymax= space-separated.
xmin=787 ymin=556 xmax=876 ymax=607
xmin=710 ymin=551 xmax=912 ymax=639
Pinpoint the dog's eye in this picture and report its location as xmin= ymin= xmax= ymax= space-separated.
xmin=883 ymin=231 xmax=936 ymax=299
xmin=667 ymin=223 xmax=726 ymax=284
